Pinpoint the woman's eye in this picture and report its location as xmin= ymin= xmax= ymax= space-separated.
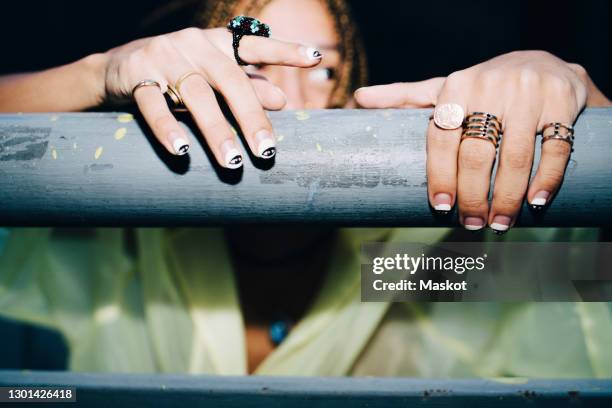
xmin=308 ymin=67 xmax=336 ymax=83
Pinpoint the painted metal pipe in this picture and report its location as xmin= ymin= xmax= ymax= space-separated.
xmin=0 ymin=109 xmax=610 ymax=226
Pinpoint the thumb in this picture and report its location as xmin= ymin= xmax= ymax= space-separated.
xmin=354 ymin=77 xmax=445 ymax=108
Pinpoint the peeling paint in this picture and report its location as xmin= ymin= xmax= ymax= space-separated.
xmin=114 ymin=127 xmax=127 ymax=140
xmin=295 ymin=111 xmax=310 ymax=121
xmin=117 ymin=113 xmax=133 ymax=123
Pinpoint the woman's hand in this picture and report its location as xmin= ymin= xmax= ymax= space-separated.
xmin=0 ymin=26 xmax=323 ymax=167
xmin=355 ymin=51 xmax=611 ymax=232
xmin=102 ymin=27 xmax=322 ymax=166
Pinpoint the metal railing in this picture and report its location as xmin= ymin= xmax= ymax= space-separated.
xmin=1 ymin=108 xmax=610 ymax=226
xmin=0 ymin=371 xmax=610 ymax=407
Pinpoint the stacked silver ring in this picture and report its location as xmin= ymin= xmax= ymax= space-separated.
xmin=461 ymin=112 xmax=503 ymax=148
xmin=541 ymin=122 xmax=574 ymax=146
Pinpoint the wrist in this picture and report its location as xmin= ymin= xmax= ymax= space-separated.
xmin=76 ymin=52 xmax=108 ymax=108
xmin=568 ymin=63 xmax=611 ymax=107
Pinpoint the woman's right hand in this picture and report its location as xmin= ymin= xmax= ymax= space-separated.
xmin=102 ymin=27 xmax=322 ymax=167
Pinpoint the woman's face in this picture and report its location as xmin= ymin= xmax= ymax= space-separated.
xmin=243 ymin=0 xmax=342 ymax=109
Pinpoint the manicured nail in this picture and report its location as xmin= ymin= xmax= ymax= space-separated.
xmin=169 ymin=132 xmax=189 ymax=155
xmin=221 ymin=139 xmax=243 ymax=169
xmin=463 ymin=217 xmax=485 ymax=231
xmin=255 ymin=129 xmax=276 ymax=159
xmin=490 ymin=215 xmax=512 ymax=234
xmin=432 ymin=193 xmax=452 ymax=213
xmin=530 ymin=191 xmax=550 ymax=209
xmin=301 ymin=46 xmax=323 ymax=60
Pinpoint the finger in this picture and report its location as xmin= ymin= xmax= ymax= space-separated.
xmin=199 ymin=48 xmax=277 ymax=159
xmin=527 ymin=117 xmax=575 ymax=210
xmin=158 ymin=41 xmax=244 ymax=168
xmin=204 ymin=28 xmax=323 ymax=68
xmin=178 ymin=73 xmax=244 ymax=169
xmin=426 ymin=75 xmax=468 ymax=214
xmin=248 ymin=73 xmax=287 ymax=110
xmin=488 ymin=110 xmax=538 ymax=233
xmin=353 ymin=78 xmax=445 ymax=108
xmin=133 ymin=85 xmax=190 ymax=156
xmin=457 ymin=101 xmax=503 ymax=230
xmin=457 ymin=137 xmax=497 ymax=231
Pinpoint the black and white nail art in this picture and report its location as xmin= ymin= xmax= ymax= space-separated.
xmin=306 ymin=47 xmax=323 ymax=60
xmin=222 ymin=140 xmax=243 ymax=169
xmin=260 ymin=147 xmax=276 ymax=159
xmin=173 ymin=138 xmax=190 ymax=156
xmin=228 ymin=154 xmax=243 ymax=168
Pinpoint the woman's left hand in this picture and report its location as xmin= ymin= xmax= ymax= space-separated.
xmin=355 ymin=51 xmax=610 ymax=233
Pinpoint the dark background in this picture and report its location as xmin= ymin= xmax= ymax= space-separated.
xmin=0 ymin=0 xmax=610 ymax=96
xmin=0 ymin=0 xmax=610 ymax=370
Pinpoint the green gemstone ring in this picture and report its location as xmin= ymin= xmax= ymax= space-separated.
xmin=227 ymin=16 xmax=271 ymax=66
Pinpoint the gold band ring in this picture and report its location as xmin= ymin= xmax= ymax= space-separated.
xmin=174 ymin=71 xmax=206 ymax=98
xmin=165 ymin=86 xmax=183 ymax=106
xmin=541 ymin=122 xmax=574 ymax=146
xmin=132 ymin=79 xmax=162 ymax=97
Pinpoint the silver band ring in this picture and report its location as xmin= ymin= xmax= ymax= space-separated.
xmin=132 ymin=79 xmax=162 ymax=97
xmin=541 ymin=122 xmax=574 ymax=146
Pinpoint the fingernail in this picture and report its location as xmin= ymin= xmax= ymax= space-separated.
xmin=530 ymin=191 xmax=550 ymax=209
xmin=301 ymin=46 xmax=322 ymax=60
xmin=490 ymin=215 xmax=512 ymax=234
xmin=221 ymin=139 xmax=243 ymax=169
xmin=463 ymin=217 xmax=485 ymax=231
xmin=255 ymin=129 xmax=276 ymax=159
xmin=169 ymin=132 xmax=189 ymax=155
xmin=432 ymin=193 xmax=452 ymax=213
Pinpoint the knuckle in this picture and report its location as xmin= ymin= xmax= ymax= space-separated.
xmin=539 ymin=167 xmax=565 ymax=186
xmin=180 ymin=27 xmax=202 ymax=38
xmin=529 ymin=50 xmax=553 ymax=59
xmin=544 ymin=140 xmax=571 ymax=157
xmin=153 ymin=114 xmax=176 ymax=133
xmin=459 ymin=146 xmax=493 ymax=170
xmin=502 ymin=147 xmax=533 ymax=170
xmin=568 ymin=62 xmax=587 ymax=79
xmin=203 ymin=117 xmax=230 ymax=135
xmin=517 ymin=67 xmax=541 ymax=88
xmin=444 ymin=70 xmax=468 ymax=91
xmin=145 ymin=35 xmax=173 ymax=56
xmin=176 ymin=27 xmax=207 ymax=45
xmin=460 ymin=195 xmax=487 ymax=213
xmin=547 ymin=75 xmax=573 ymax=95
xmin=427 ymin=166 xmax=455 ymax=187
xmin=494 ymin=190 xmax=524 ymax=208
xmin=238 ymin=106 xmax=267 ymax=124
xmin=428 ymin=133 xmax=457 ymax=151
xmin=479 ymin=69 xmax=504 ymax=86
